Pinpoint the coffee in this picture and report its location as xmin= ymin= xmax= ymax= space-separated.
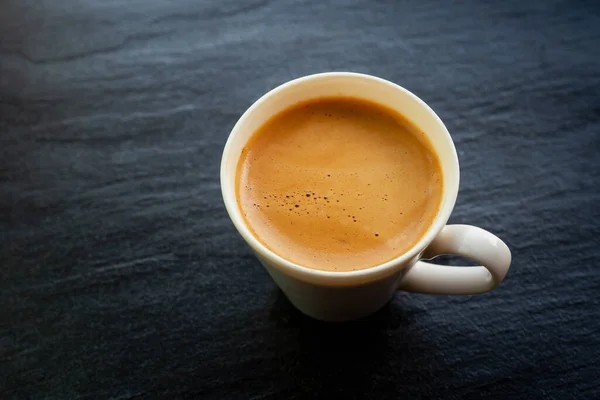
xmin=236 ymin=97 xmax=443 ymax=272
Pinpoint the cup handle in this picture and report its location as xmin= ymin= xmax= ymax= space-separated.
xmin=397 ymin=225 xmax=511 ymax=294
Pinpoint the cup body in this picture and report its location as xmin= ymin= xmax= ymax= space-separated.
xmin=221 ymin=72 xmax=460 ymax=321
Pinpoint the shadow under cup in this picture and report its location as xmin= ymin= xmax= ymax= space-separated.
xmin=221 ymin=72 xmax=460 ymax=321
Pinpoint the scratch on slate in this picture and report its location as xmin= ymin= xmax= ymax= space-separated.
xmin=91 ymin=254 xmax=177 ymax=274
xmin=16 ymin=254 xmax=176 ymax=292
xmin=31 ymin=103 xmax=201 ymax=134
xmin=0 ymin=30 xmax=175 ymax=65
xmin=152 ymin=0 xmax=273 ymax=24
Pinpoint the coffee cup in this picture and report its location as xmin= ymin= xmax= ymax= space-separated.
xmin=221 ymin=72 xmax=511 ymax=321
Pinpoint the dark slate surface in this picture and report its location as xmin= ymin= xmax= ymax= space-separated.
xmin=1 ymin=0 xmax=599 ymax=398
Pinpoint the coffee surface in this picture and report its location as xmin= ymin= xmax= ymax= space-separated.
xmin=236 ymin=97 xmax=443 ymax=272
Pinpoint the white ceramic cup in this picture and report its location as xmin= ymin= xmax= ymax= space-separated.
xmin=221 ymin=72 xmax=512 ymax=321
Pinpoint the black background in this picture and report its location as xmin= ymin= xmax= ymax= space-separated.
xmin=1 ymin=0 xmax=599 ymax=398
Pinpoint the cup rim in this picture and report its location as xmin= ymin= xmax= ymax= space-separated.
xmin=221 ymin=72 xmax=459 ymax=286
